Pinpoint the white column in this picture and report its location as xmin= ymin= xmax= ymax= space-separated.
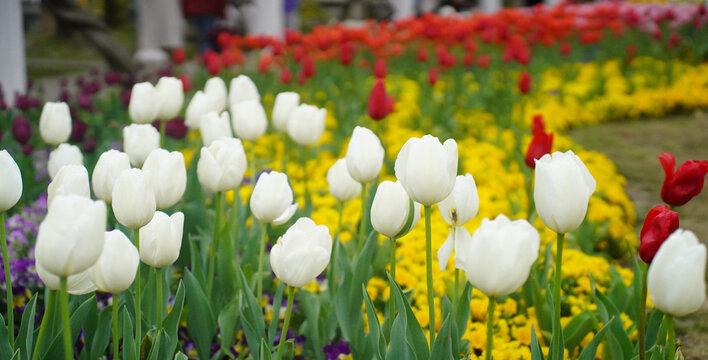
xmin=135 ymin=0 xmax=183 ymax=64
xmin=545 ymin=0 xmax=561 ymax=7
xmin=243 ymin=0 xmax=284 ymax=38
xmin=480 ymin=0 xmax=501 ymax=14
xmin=391 ymin=0 xmax=415 ymax=19
xmin=419 ymin=0 xmax=437 ymax=13
xmin=0 ymin=0 xmax=27 ymax=99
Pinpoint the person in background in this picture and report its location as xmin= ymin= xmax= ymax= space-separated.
xmin=182 ymin=0 xmax=228 ymax=53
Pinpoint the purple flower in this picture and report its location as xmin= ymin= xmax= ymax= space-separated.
xmin=77 ymin=93 xmax=93 ymax=112
xmin=14 ymin=94 xmax=30 ymax=111
xmin=323 ymin=340 xmax=351 ymax=360
xmin=12 ymin=116 xmax=31 ymax=144
xmin=70 ymin=119 xmax=89 ymax=142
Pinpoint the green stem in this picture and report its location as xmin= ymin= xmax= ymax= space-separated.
xmin=358 ymin=183 xmax=369 ymax=252
xmin=486 ymin=297 xmax=496 ymax=360
xmin=159 ymin=119 xmax=166 ymax=148
xmin=389 ymin=237 xmax=397 ymax=319
xmin=32 ymin=290 xmax=55 ymax=360
xmin=328 ymin=201 xmax=343 ymax=294
xmin=257 ymin=223 xmax=267 ymax=306
xmin=553 ymin=232 xmax=564 ymax=358
xmin=134 ymin=229 xmax=142 ymax=358
xmin=424 ymin=205 xmax=435 ymax=349
xmin=454 ymin=268 xmax=459 ymax=310
xmin=666 ymin=314 xmax=675 ymax=360
xmin=207 ymin=192 xmax=222 ymax=296
xmin=250 ymin=143 xmax=257 ymax=189
xmin=639 ymin=264 xmax=648 ymax=360
xmin=0 ymin=212 xmax=13 ymax=348
xmin=156 ymin=267 xmax=163 ymax=326
xmin=276 ymin=286 xmax=295 ymax=360
xmin=113 ymin=293 xmax=120 ymax=360
xmin=60 ymin=277 xmax=72 ymax=360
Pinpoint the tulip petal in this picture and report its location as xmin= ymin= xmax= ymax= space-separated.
xmin=273 ymin=203 xmax=298 ymax=225
xmin=437 ymin=229 xmax=454 ymax=271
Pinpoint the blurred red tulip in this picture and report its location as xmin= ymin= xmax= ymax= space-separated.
xmin=172 ymin=48 xmax=186 ymax=64
xmin=659 ymin=153 xmax=708 ymax=207
xmin=518 ymin=71 xmax=532 ymax=94
xmin=367 ymin=79 xmax=391 ymax=121
xmin=280 ymin=68 xmax=292 ymax=84
xmin=417 ymin=47 xmax=429 ymax=62
xmin=428 ymin=67 xmax=439 ymax=85
xmin=373 ymin=58 xmax=387 ymax=78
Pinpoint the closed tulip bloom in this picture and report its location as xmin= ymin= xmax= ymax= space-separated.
xmin=250 ymin=171 xmax=298 ymax=225
xmin=129 ymin=82 xmax=161 ymax=124
xmin=185 ymin=91 xmax=216 ymax=129
xmin=370 ymin=181 xmax=421 ymax=239
xmin=112 ymin=168 xmax=156 ymax=229
xmin=639 ymin=205 xmax=679 ymax=264
xmin=47 ymin=165 xmax=90 ymax=207
xmin=230 ymin=99 xmax=267 ymax=141
xmin=0 ymin=150 xmax=22 ymax=212
xmin=142 ymin=149 xmax=187 ymax=209
xmin=91 ymin=230 xmax=140 ymax=293
xmin=92 ymin=150 xmax=131 ymax=204
xmin=534 ymin=151 xmax=596 ymax=233
xmin=155 ymin=77 xmax=184 ymax=120
xmin=123 ymin=124 xmax=160 ymax=167
xmin=326 ymin=159 xmax=362 ymax=202
xmin=36 ymin=263 xmax=96 ymax=295
xmin=139 ymin=211 xmax=184 ymax=268
xmin=48 ymin=143 xmax=83 ymax=179
xmin=287 ymin=104 xmax=326 ymax=147
xmin=659 ymin=152 xmax=708 ymax=207
xmin=394 ymin=135 xmax=458 ymax=206
xmin=458 ymin=214 xmax=540 ymax=297
xmin=39 ymin=101 xmax=72 ymax=146
xmin=229 ymin=75 xmax=260 ymax=106
xmin=647 ymin=229 xmax=706 ymax=316
xmin=204 ymin=77 xmax=228 ymax=112
xmin=35 ymin=194 xmax=107 ymax=277
xmin=200 ymin=111 xmax=233 ymax=146
xmin=197 ymin=138 xmax=248 ymax=193
xmin=272 ymin=92 xmax=300 ymax=132
xmin=270 ymin=217 xmax=332 ymax=287
xmin=345 ymin=126 xmax=384 ymax=184
xmin=367 ymin=79 xmax=390 ymax=121
xmin=438 ymin=174 xmax=479 ymax=226
xmin=525 ymin=121 xmax=553 ymax=169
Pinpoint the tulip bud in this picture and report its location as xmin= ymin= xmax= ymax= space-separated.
xmin=197 ymin=138 xmax=248 ymax=193
xmin=326 ymin=159 xmax=362 ymax=202
xmin=185 ymin=91 xmax=216 ymax=129
xmin=200 ymin=111 xmax=233 ymax=146
xmin=534 ymin=151 xmax=596 ymax=233
xmin=367 ymin=79 xmax=391 ymax=121
xmin=438 ymin=174 xmax=479 ymax=226
xmin=457 ymin=214 xmax=540 ymax=297
xmin=39 ymin=102 xmax=72 ymax=146
xmin=204 ymin=77 xmax=227 ymax=113
xmin=36 ymin=263 xmax=96 ymax=295
xmin=155 ymin=77 xmax=184 ymax=120
xmin=659 ymin=152 xmax=708 ymax=207
xmin=272 ymin=92 xmax=300 ymax=133
xmin=287 ymin=104 xmax=326 ymax=146
xmin=373 ymin=58 xmax=387 ymax=78
xmin=142 ymin=149 xmax=187 ymax=209
xmin=428 ymin=67 xmax=439 ymax=85
xmin=48 ymin=143 xmax=83 ymax=179
xmin=139 ymin=211 xmax=184 ymax=268
xmin=525 ymin=130 xmax=553 ymax=169
xmin=47 ymin=165 xmax=90 ymax=207
xmin=518 ymin=70 xmax=532 ymax=94
xmin=112 ymin=168 xmax=156 ymax=229
xmin=394 ymin=135 xmax=458 ymax=206
xmin=129 ymin=82 xmax=161 ymax=124
xmin=228 ymin=75 xmax=260 ymax=106
xmin=0 ymin=150 xmax=22 ymax=212
xmin=230 ymin=99 xmax=268 ymax=142
xmin=639 ymin=205 xmax=679 ymax=264
xmin=91 ymin=230 xmax=140 ymax=293
xmin=250 ymin=171 xmax=298 ymax=225
xmin=12 ymin=116 xmax=32 ymax=144
xmin=647 ymin=229 xmax=706 ymax=316
xmin=345 ymin=126 xmax=384 ymax=184
xmin=35 ymin=194 xmax=107 ymax=277
xmin=123 ymin=124 xmax=160 ymax=167
xmin=270 ymin=217 xmax=332 ymax=287
xmin=92 ymin=150 xmax=131 ymax=204
xmin=370 ymin=181 xmax=421 ymax=239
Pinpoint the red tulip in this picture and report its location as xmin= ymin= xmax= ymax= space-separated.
xmin=340 ymin=41 xmax=355 ymax=65
xmin=477 ymin=54 xmax=490 ymax=68
xmin=518 ymin=71 xmax=531 ymax=94
xmin=302 ymin=55 xmax=315 ymax=78
xmin=373 ymin=58 xmax=387 ymax=78
xmin=531 ymin=114 xmax=545 ymax=135
xmin=417 ymin=47 xmax=429 ymax=62
xmin=179 ymin=74 xmax=192 ymax=92
xmin=428 ymin=67 xmax=439 ymax=85
xmin=463 ymin=52 xmax=474 ymax=67
xmin=560 ymin=42 xmax=572 ymax=56
xmin=258 ymin=53 xmax=274 ymax=73
xmin=525 ymin=115 xmax=553 ymax=169
xmin=639 ymin=205 xmax=679 ymax=263
xmin=280 ymin=68 xmax=292 ymax=84
xmin=659 ymin=152 xmax=708 ymax=207
xmin=367 ymin=79 xmax=391 ymax=121
xmin=172 ymin=48 xmax=186 ymax=64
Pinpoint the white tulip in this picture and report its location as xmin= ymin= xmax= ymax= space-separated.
xmin=48 ymin=143 xmax=83 ymax=179
xmin=270 ymin=217 xmax=332 ymax=287
xmin=345 ymin=126 xmax=384 ymax=184
xmin=286 ymin=104 xmax=326 ymax=146
xmin=129 ymin=82 xmax=161 ymax=124
xmin=36 ymin=263 xmax=97 ymax=295
xmin=438 ymin=174 xmax=479 ymax=226
xmin=326 ymin=159 xmax=362 ymax=202
xmin=228 ymin=75 xmax=260 ymax=106
xmin=123 ymin=124 xmax=160 ymax=167
xmin=534 ymin=151 xmax=596 ymax=234
xmin=112 ymin=168 xmax=156 ymax=229
xmin=35 ymin=194 xmax=107 ymax=277
xmin=185 ymin=91 xmax=216 ymax=129
xmin=250 ymin=171 xmax=298 ymax=225
xmin=370 ymin=181 xmax=421 ymax=239
xmin=197 ymin=138 xmax=248 ymax=193
xmin=0 ymin=150 xmax=22 ymax=212
xmin=139 ymin=211 xmax=184 ymax=268
xmin=91 ymin=230 xmax=140 ymax=293
xmin=230 ymin=99 xmax=267 ymax=142
xmin=272 ymin=92 xmax=300 ymax=132
xmin=39 ymin=101 xmax=72 ymax=146
xmin=47 ymin=165 xmax=90 ymax=207
xmin=204 ymin=77 xmax=228 ymax=112
xmin=155 ymin=77 xmax=184 ymax=120
xmin=648 ymin=229 xmax=706 ymax=317
xmin=394 ymin=135 xmax=458 ymax=206
xmin=92 ymin=150 xmax=131 ymax=204
xmin=457 ymin=214 xmax=540 ymax=297
xmin=437 ymin=226 xmax=473 ymax=271
xmin=142 ymin=149 xmax=187 ymax=209
xmin=200 ymin=111 xmax=233 ymax=146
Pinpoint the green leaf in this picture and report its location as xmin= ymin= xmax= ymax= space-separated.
xmin=430 ymin=314 xmax=455 ymax=360
xmin=146 ymin=329 xmax=163 ymax=360
xmin=645 ymin=310 xmax=664 ymax=350
xmin=387 ymin=273 xmax=429 ymax=359
xmin=441 ymin=296 xmax=460 ymax=357
xmin=260 ymin=338 xmax=273 ymax=360
xmin=362 ymin=285 xmax=386 ymax=360
xmin=217 ymin=301 xmax=239 ymax=352
xmin=578 ymin=316 xmax=615 ymax=360
xmin=594 ymin=291 xmax=633 ymax=360
xmin=16 ymin=293 xmax=37 ymax=360
xmin=267 ymin=283 xmax=285 ymax=345
xmin=299 ymin=290 xmax=323 ymax=360
xmin=164 ymin=280 xmax=186 ymax=357
xmin=184 ymin=270 xmax=217 ymax=360
xmin=455 ymin=283 xmax=473 ymax=341
xmin=563 ymin=312 xmax=596 ymax=351
xmin=173 ymin=351 xmax=189 ymax=360
xmin=385 ymin=314 xmax=412 ymax=360
xmin=531 ymin=325 xmax=545 ymax=360
xmin=0 ymin=313 xmax=14 ymax=359
xmin=45 ymin=295 xmax=96 ymax=357
xmin=236 ymin=266 xmax=265 ymax=359
xmin=122 ymin=306 xmax=136 ymax=360
xmin=547 ymin=285 xmax=565 ymax=360
xmin=89 ymin=306 xmax=113 ymax=358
